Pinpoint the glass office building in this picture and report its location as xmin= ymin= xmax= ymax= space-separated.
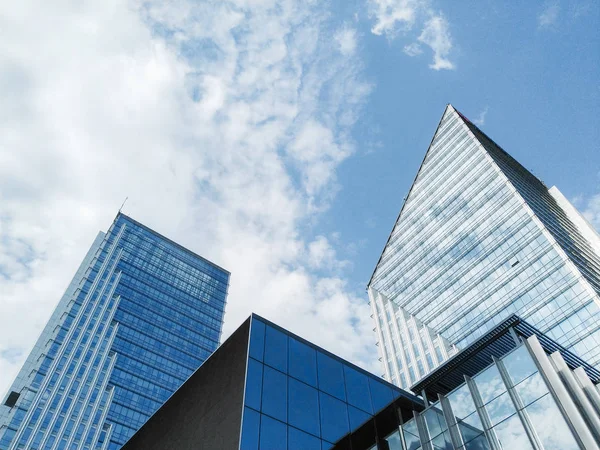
xmin=0 ymin=213 xmax=229 ymax=450
xmin=121 ymin=314 xmax=600 ymax=450
xmin=368 ymin=104 xmax=600 ymax=388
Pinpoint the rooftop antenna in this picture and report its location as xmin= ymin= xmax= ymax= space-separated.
xmin=118 ymin=197 xmax=128 ymax=214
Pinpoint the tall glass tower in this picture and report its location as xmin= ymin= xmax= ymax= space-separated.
xmin=0 ymin=213 xmax=229 ymax=450
xmin=368 ymin=105 xmax=600 ymax=389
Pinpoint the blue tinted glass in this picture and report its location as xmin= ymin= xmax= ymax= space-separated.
xmin=264 ymin=326 xmax=288 ymax=373
xmin=317 ymin=352 xmax=346 ymax=401
xmin=260 ymin=415 xmax=287 ymax=450
xmin=240 ymin=407 xmax=260 ymax=450
xmin=368 ymin=378 xmax=393 ymax=413
xmin=344 ymin=366 xmax=372 ymax=413
xmin=262 ymin=366 xmax=287 ymax=422
xmin=288 ymin=378 xmax=320 ymax=436
xmin=245 ymin=358 xmax=263 ymax=410
xmin=319 ymin=392 xmax=349 ymax=443
xmin=322 ymin=441 xmax=334 ymax=450
xmin=289 ymin=337 xmax=317 ymax=387
xmin=348 ymin=405 xmax=371 ymax=431
xmin=249 ymin=320 xmax=266 ymax=362
xmin=289 ymin=426 xmax=321 ymax=450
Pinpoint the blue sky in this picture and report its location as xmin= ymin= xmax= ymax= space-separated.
xmin=0 ymin=0 xmax=598 ymax=395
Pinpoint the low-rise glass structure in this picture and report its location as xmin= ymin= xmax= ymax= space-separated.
xmin=122 ymin=314 xmax=600 ymax=450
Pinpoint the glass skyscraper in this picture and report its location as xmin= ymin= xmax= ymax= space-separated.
xmin=368 ymin=104 xmax=600 ymax=389
xmin=0 ymin=213 xmax=229 ymax=450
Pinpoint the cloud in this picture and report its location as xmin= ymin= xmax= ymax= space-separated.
xmin=473 ymin=106 xmax=489 ymax=126
xmin=538 ymin=2 xmax=560 ymax=28
xmin=334 ymin=26 xmax=358 ymax=56
xmin=368 ymin=0 xmax=454 ymax=70
xmin=0 ymin=0 xmax=378 ymax=396
xmin=368 ymin=0 xmax=420 ymax=37
xmin=417 ymin=13 xmax=454 ymax=70
xmin=581 ymin=193 xmax=600 ymax=231
xmin=403 ymin=42 xmax=423 ymax=56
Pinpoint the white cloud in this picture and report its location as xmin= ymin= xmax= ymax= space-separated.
xmin=581 ymin=193 xmax=600 ymax=231
xmin=403 ymin=42 xmax=423 ymax=56
xmin=0 ymin=0 xmax=379 ymax=396
xmin=368 ymin=0 xmax=421 ymax=37
xmin=538 ymin=2 xmax=560 ymax=28
xmin=473 ymin=106 xmax=489 ymax=126
xmin=367 ymin=0 xmax=454 ymax=70
xmin=334 ymin=26 xmax=358 ymax=56
xmin=417 ymin=13 xmax=454 ymax=70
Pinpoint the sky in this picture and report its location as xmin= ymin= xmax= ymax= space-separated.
xmin=0 ymin=0 xmax=599 ymax=396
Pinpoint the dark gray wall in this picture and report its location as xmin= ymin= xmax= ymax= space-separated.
xmin=122 ymin=318 xmax=250 ymax=450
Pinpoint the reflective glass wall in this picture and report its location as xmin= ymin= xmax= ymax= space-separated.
xmin=239 ymin=317 xmax=422 ymax=450
xmin=0 ymin=214 xmax=229 ymax=450
xmin=369 ymin=105 xmax=600 ymax=388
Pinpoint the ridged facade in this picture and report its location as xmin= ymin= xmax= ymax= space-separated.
xmin=369 ymin=105 xmax=600 ymax=388
xmin=0 ymin=214 xmax=229 ymax=449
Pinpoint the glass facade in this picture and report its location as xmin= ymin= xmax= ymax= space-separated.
xmin=395 ymin=338 xmax=591 ymax=450
xmin=369 ymin=104 xmax=600 ymax=388
xmin=0 ymin=214 xmax=229 ymax=450
xmin=239 ymin=316 xmax=422 ymax=450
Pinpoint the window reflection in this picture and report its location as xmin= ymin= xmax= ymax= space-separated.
xmin=245 ymin=358 xmax=263 ymax=410
xmin=264 ymin=326 xmax=288 ymax=373
xmin=289 ymin=338 xmax=317 ymax=387
xmin=492 ymin=415 xmax=532 ymax=450
xmin=288 ymin=378 xmax=319 ymax=437
xmin=383 ymin=429 xmax=403 ymax=450
xmin=317 ymin=352 xmax=346 ymax=402
xmin=447 ymin=384 xmax=476 ymax=419
xmin=501 ymin=345 xmax=537 ymax=386
xmin=473 ymin=365 xmax=506 ymax=404
xmin=344 ymin=366 xmax=373 ymax=413
xmin=262 ymin=366 xmax=287 ymax=422
xmin=260 ymin=415 xmax=287 ymax=449
xmin=402 ymin=419 xmax=421 ymax=450
xmin=288 ymin=426 xmax=321 ymax=450
xmin=319 ymin=392 xmax=349 ymax=443
xmin=513 ymin=373 xmax=548 ymax=407
xmin=525 ymin=394 xmax=578 ymax=450
xmin=249 ymin=320 xmax=266 ymax=362
xmin=240 ymin=407 xmax=260 ymax=450
xmin=484 ymin=393 xmax=515 ymax=426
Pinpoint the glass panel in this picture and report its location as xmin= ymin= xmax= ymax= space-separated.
xmin=348 ymin=405 xmax=371 ymax=431
xmin=245 ymin=358 xmax=263 ymax=410
xmin=319 ymin=392 xmax=349 ymax=443
xmin=501 ymin=345 xmax=537 ymax=387
xmin=317 ymin=352 xmax=346 ymax=401
xmin=464 ymin=433 xmax=491 ymax=450
xmin=431 ymin=431 xmax=453 ymax=450
xmin=513 ymin=372 xmax=548 ymax=407
xmin=525 ymin=394 xmax=578 ymax=450
xmin=264 ymin=325 xmax=288 ymax=373
xmin=289 ymin=426 xmax=321 ymax=450
xmin=344 ymin=366 xmax=373 ymax=413
xmin=423 ymin=407 xmax=447 ymax=439
xmin=474 ymin=364 xmax=506 ymax=404
xmin=493 ymin=414 xmax=532 ymax=449
xmin=240 ymin=407 xmax=260 ymax=450
xmin=447 ymin=383 xmax=476 ymax=419
xmin=383 ymin=429 xmax=403 ymax=450
xmin=402 ymin=419 xmax=422 ymax=450
xmin=288 ymin=378 xmax=320 ymax=437
xmin=289 ymin=337 xmax=317 ymax=387
xmin=260 ymin=415 xmax=287 ymax=449
xmin=262 ymin=366 xmax=287 ymax=422
xmin=368 ymin=378 xmax=393 ymax=413
xmin=457 ymin=412 xmax=484 ymax=444
xmin=484 ymin=393 xmax=515 ymax=426
xmin=249 ymin=319 xmax=266 ymax=362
